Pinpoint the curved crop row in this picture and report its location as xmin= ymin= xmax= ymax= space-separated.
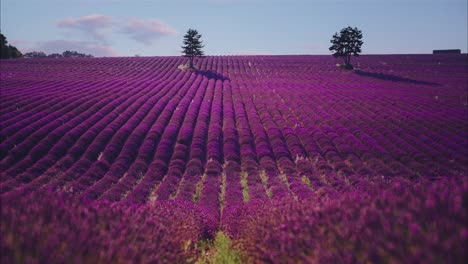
xmin=1 ymin=54 xmax=466 ymax=210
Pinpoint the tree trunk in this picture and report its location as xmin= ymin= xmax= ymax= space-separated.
xmin=342 ymin=55 xmax=351 ymax=68
xmin=189 ymin=56 xmax=194 ymax=69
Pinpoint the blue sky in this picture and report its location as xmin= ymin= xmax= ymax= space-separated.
xmin=1 ymin=0 xmax=466 ymax=57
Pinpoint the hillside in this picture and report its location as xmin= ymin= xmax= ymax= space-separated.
xmin=1 ymin=54 xmax=467 ymax=263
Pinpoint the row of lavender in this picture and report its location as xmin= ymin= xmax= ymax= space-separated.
xmin=214 ymin=54 xmax=467 ymax=212
xmin=1 ymin=189 xmax=216 ymax=263
xmin=221 ymin=177 xmax=467 ymax=263
xmin=1 ymin=55 xmax=467 ymax=211
xmin=2 ymin=177 xmax=465 ymax=263
xmin=2 ymin=57 xmax=186 ymax=196
xmin=1 ymin=54 xmax=467 ymax=262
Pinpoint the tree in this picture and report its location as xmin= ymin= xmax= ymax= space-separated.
xmin=1 ymin=33 xmax=23 ymax=59
xmin=48 ymin=53 xmax=63 ymax=58
xmin=329 ymin=26 xmax=363 ymax=69
xmin=24 ymin=51 xmax=47 ymax=58
xmin=23 ymin=50 xmax=93 ymax=58
xmin=181 ymin=29 xmax=204 ymax=69
xmin=62 ymin=50 xmax=93 ymax=58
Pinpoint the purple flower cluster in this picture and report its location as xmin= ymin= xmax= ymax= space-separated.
xmin=2 ymin=55 xmax=467 ymax=205
xmin=222 ymin=177 xmax=468 ymax=263
xmin=0 ymin=54 xmax=467 ymax=262
xmin=1 ymin=190 xmax=216 ymax=264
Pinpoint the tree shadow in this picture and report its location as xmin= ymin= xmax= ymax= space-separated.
xmin=195 ymin=70 xmax=230 ymax=81
xmin=354 ymin=70 xmax=440 ymax=86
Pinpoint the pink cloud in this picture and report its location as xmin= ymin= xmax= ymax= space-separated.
xmin=121 ymin=18 xmax=177 ymax=45
xmin=54 ymin=14 xmax=177 ymax=46
xmin=56 ymin=14 xmax=114 ymax=41
xmin=9 ymin=39 xmax=30 ymax=47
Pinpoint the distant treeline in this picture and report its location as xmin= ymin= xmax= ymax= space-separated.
xmin=24 ymin=50 xmax=93 ymax=58
xmin=1 ymin=33 xmax=93 ymax=59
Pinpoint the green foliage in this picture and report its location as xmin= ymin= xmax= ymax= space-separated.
xmin=193 ymin=173 xmax=207 ymax=203
xmin=259 ymin=170 xmax=272 ymax=199
xmin=198 ymin=232 xmax=243 ymax=264
xmin=219 ymin=173 xmax=227 ymax=215
xmin=181 ymin=29 xmax=204 ymax=69
xmin=301 ymin=175 xmax=313 ymax=190
xmin=47 ymin=53 xmax=64 ymax=58
xmin=62 ymin=50 xmax=93 ymax=58
xmin=329 ymin=26 xmax=363 ymax=68
xmin=280 ymin=173 xmax=298 ymax=200
xmin=24 ymin=51 xmax=47 ymax=58
xmin=1 ymin=33 xmax=23 ymax=59
xmin=240 ymin=171 xmax=250 ymax=202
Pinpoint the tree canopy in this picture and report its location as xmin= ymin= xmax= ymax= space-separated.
xmin=181 ymin=29 xmax=204 ymax=69
xmin=1 ymin=33 xmax=23 ymax=59
xmin=329 ymin=26 xmax=363 ymax=69
xmin=23 ymin=51 xmax=47 ymax=58
xmin=23 ymin=50 xmax=93 ymax=58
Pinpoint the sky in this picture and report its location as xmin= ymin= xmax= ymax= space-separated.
xmin=1 ymin=0 xmax=467 ymax=57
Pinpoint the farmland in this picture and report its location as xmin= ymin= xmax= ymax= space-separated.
xmin=1 ymin=54 xmax=467 ymax=263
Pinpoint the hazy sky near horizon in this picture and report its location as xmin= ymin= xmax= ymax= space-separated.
xmin=1 ymin=0 xmax=467 ymax=57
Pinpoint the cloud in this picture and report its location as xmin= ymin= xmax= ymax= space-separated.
xmin=28 ymin=14 xmax=179 ymax=56
xmin=56 ymin=14 xmax=114 ymax=41
xmin=54 ymin=14 xmax=177 ymax=48
xmin=9 ymin=39 xmax=30 ymax=47
xmin=28 ymin=40 xmax=119 ymax=57
xmin=121 ymin=18 xmax=177 ymax=45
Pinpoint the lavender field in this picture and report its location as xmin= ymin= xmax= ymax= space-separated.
xmin=1 ymin=54 xmax=467 ymax=263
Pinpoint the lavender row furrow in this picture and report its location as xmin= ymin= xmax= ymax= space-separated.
xmin=153 ymin=75 xmax=209 ymax=201
xmin=123 ymin=71 xmax=201 ymax=204
xmin=220 ymin=80 xmax=243 ymax=209
xmin=100 ymin=72 xmax=206 ymax=202
xmin=72 ymin=70 xmax=193 ymax=197
xmin=0 ymin=80 xmax=129 ymax=173
xmin=1 ymin=71 xmax=172 ymax=194
xmin=40 ymin=59 xmax=181 ymax=193
xmin=0 ymin=79 xmax=123 ymax=135
xmin=175 ymin=74 xmax=215 ymax=202
xmin=197 ymin=75 xmax=224 ymax=220
xmin=230 ymin=81 xmax=266 ymax=200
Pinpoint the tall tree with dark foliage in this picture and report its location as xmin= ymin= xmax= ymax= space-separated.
xmin=1 ymin=33 xmax=22 ymax=59
xmin=329 ymin=26 xmax=363 ymax=69
xmin=181 ymin=29 xmax=204 ymax=69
